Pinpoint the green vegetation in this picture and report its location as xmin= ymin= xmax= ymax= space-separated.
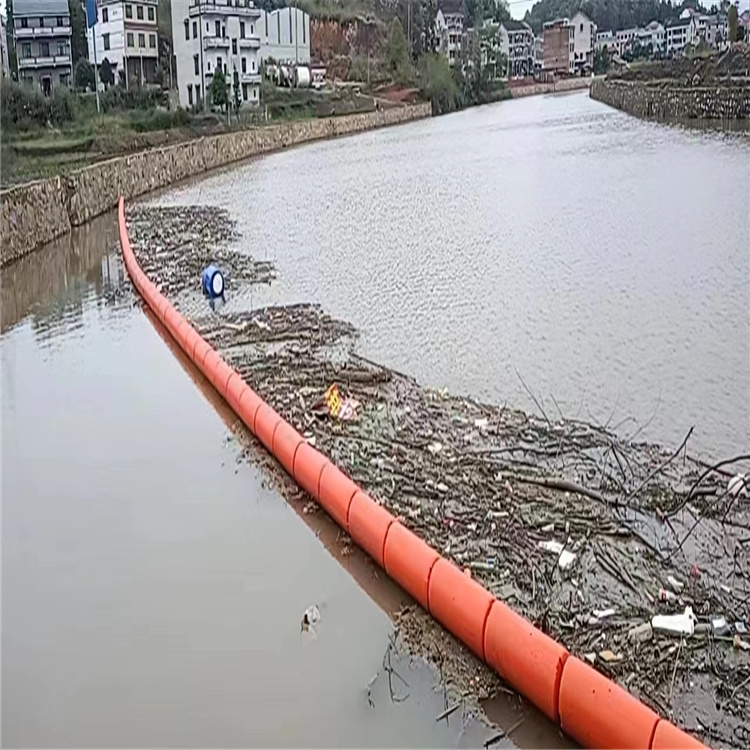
xmin=210 ymin=69 xmax=230 ymax=112
xmin=594 ymin=45 xmax=610 ymax=73
xmin=68 ymin=0 xmax=88 ymax=64
xmin=524 ymin=0 xmax=703 ymax=34
xmin=386 ymin=18 xmax=411 ymax=83
xmin=418 ymin=54 xmax=463 ymax=114
xmin=728 ymin=4 xmax=739 ymax=42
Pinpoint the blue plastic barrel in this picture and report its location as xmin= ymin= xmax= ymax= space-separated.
xmin=201 ymin=265 xmax=225 ymax=299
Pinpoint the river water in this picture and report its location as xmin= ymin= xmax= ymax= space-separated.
xmin=1 ymin=216 xmax=563 ymax=747
xmin=2 ymin=91 xmax=748 ymax=747
xmin=156 ymin=90 xmax=750 ymax=460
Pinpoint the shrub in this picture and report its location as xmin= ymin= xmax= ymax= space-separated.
xmin=50 ymin=86 xmax=76 ymax=126
xmin=348 ymin=55 xmax=370 ymax=83
xmin=75 ymin=59 xmax=96 ymax=92
xmin=1 ymin=80 xmax=50 ymax=131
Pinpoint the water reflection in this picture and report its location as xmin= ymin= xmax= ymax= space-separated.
xmin=1 ymin=211 xmax=124 ymax=336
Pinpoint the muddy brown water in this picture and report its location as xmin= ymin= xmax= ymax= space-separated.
xmin=1 ymin=215 xmax=570 ymax=747
xmin=152 ymin=90 xmax=750 ymax=461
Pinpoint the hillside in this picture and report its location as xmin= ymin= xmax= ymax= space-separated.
xmin=523 ymin=0 xmax=708 ymax=34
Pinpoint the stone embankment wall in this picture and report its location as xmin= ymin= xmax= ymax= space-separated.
xmin=590 ymin=78 xmax=750 ymax=120
xmin=1 ymin=103 xmax=431 ymax=266
xmin=509 ymin=77 xmax=592 ymax=99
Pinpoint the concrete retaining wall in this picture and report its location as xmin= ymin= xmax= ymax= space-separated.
xmin=509 ymin=77 xmax=592 ymax=99
xmin=590 ymin=78 xmax=750 ymax=120
xmin=1 ymin=103 xmax=431 ymax=266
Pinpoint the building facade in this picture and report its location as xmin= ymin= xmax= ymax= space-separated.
xmin=570 ymin=11 xmax=595 ymax=74
xmin=172 ymin=0 xmax=262 ymax=110
xmin=595 ymin=30 xmax=618 ymax=54
xmin=259 ymin=7 xmax=310 ymax=64
xmin=13 ymin=0 xmax=72 ymax=94
xmin=436 ymin=0 xmax=466 ymax=67
xmin=499 ymin=20 xmax=534 ymax=78
xmin=637 ymin=20 xmax=665 ymax=55
xmin=665 ymin=17 xmax=694 ymax=56
xmin=542 ymin=19 xmax=573 ymax=77
xmin=1 ymin=15 xmax=10 ymax=79
xmin=86 ymin=0 xmax=160 ymax=87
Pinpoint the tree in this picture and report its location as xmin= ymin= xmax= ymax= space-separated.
xmin=418 ymin=53 xmax=462 ymax=114
xmin=69 ymin=0 xmax=88 ymax=63
xmin=386 ymin=18 xmax=411 ymax=82
xmin=728 ymin=4 xmax=739 ymax=42
xmin=593 ymin=45 xmax=609 ymax=73
xmin=232 ymin=69 xmax=242 ymax=112
xmin=75 ymin=59 xmax=96 ymax=90
xmin=99 ymin=57 xmax=115 ymax=87
xmin=211 ymin=68 xmax=229 ymax=111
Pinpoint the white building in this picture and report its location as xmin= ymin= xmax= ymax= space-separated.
xmin=259 ymin=7 xmax=309 ymax=64
xmin=13 ymin=0 xmax=72 ymax=94
xmin=637 ymin=20 xmax=665 ymax=55
xmin=665 ymin=17 xmax=694 ymax=56
xmin=694 ymin=14 xmax=729 ymax=50
xmin=436 ymin=0 xmax=466 ymax=68
xmin=595 ymin=30 xmax=618 ymax=54
xmin=499 ymin=20 xmax=534 ymax=78
xmin=172 ymin=0 xmax=262 ymax=110
xmin=615 ymin=27 xmax=638 ymax=56
xmin=570 ymin=11 xmax=595 ymax=73
xmin=1 ymin=15 xmax=10 ymax=78
xmin=86 ymin=0 xmax=159 ymax=86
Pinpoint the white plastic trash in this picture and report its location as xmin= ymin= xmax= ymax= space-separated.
xmin=652 ymin=606 xmax=696 ymax=637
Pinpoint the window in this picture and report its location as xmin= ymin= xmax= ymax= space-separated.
xmin=302 ymin=19 xmax=305 ymax=43
xmin=232 ymin=38 xmax=237 ymax=54
xmin=289 ymin=11 xmax=292 ymax=39
xmin=148 ymin=6 xmax=155 ymax=21
xmin=39 ymin=17 xmax=45 ymax=27
xmin=138 ymin=32 xmax=145 ymax=47
xmin=251 ymin=59 xmax=255 ymax=71
xmin=193 ymin=21 xmax=197 ymax=38
xmin=40 ymin=41 xmax=49 ymax=57
xmin=241 ymin=57 xmax=246 ymax=72
xmin=580 ymin=23 xmax=583 ymax=32
xmin=185 ymin=20 xmax=190 ymax=39
xmin=102 ymin=7 xmax=108 ymax=22
xmin=149 ymin=34 xmax=156 ymax=48
xmin=242 ymin=82 xmax=248 ymax=100
xmin=207 ymin=60 xmax=211 ymax=70
xmin=217 ymin=56 xmax=222 ymax=72
xmin=250 ymin=24 xmax=253 ymax=34
xmin=240 ymin=21 xmax=245 ymax=38
xmin=137 ymin=5 xmax=143 ymax=20
xmin=103 ymin=33 xmax=110 ymax=50
xmin=127 ymin=32 xmax=134 ymax=47
xmin=21 ymin=42 xmax=31 ymax=58
xmin=56 ymin=16 xmax=63 ymax=26
xmin=194 ymin=54 xmax=199 ymax=74
xmin=20 ymin=18 xmax=28 ymax=28
xmin=187 ymin=84 xmax=193 ymax=105
xmin=215 ymin=20 xmax=221 ymax=37
xmin=252 ymin=87 xmax=256 ymax=99
xmin=57 ymin=40 xmax=66 ymax=55
xmin=125 ymin=5 xmax=132 ymax=19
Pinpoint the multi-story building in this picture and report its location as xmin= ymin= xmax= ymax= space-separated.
xmin=570 ymin=11 xmax=595 ymax=74
xmin=172 ymin=0 xmax=262 ymax=110
xmin=436 ymin=0 xmax=465 ymax=67
xmin=13 ymin=0 xmax=72 ymax=94
xmin=615 ymin=27 xmax=639 ymax=56
xmin=637 ymin=20 xmax=665 ymax=55
xmin=259 ymin=7 xmax=310 ymax=64
xmin=534 ymin=34 xmax=543 ymax=75
xmin=542 ymin=18 xmax=573 ymax=77
xmin=665 ymin=17 xmax=694 ymax=56
xmin=693 ymin=14 xmax=728 ymax=50
xmin=1 ymin=14 xmax=10 ymax=78
xmin=499 ymin=20 xmax=534 ymax=78
xmin=86 ymin=0 xmax=159 ymax=86
xmin=595 ymin=30 xmax=618 ymax=55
